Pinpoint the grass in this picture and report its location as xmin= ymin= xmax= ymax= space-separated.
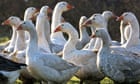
xmin=15 ymin=76 xmax=114 ymax=84
xmin=0 ymin=36 xmax=9 ymax=44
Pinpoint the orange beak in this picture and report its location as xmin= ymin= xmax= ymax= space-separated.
xmin=35 ymin=8 xmax=40 ymax=13
xmin=1 ymin=20 xmax=10 ymax=25
xmin=67 ymin=4 xmax=74 ymax=10
xmin=54 ymin=25 xmax=62 ymax=32
xmin=90 ymin=34 xmax=96 ymax=38
xmin=82 ymin=20 xmax=92 ymax=27
xmin=17 ymin=24 xmax=22 ymax=30
xmin=116 ymin=16 xmax=124 ymax=21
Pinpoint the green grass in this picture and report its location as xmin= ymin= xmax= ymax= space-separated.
xmin=0 ymin=36 xmax=9 ymax=43
xmin=15 ymin=76 xmax=114 ymax=84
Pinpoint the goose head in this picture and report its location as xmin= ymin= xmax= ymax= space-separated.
xmin=24 ymin=7 xmax=39 ymax=20
xmin=91 ymin=28 xmax=111 ymax=46
xmin=102 ymin=11 xmax=117 ymax=21
xmin=117 ymin=12 xmax=136 ymax=23
xmin=40 ymin=5 xmax=52 ymax=15
xmin=79 ymin=16 xmax=87 ymax=28
xmin=2 ymin=16 xmax=21 ymax=27
xmin=54 ymin=22 xmax=76 ymax=34
xmin=17 ymin=21 xmax=34 ymax=31
xmin=56 ymin=1 xmax=74 ymax=12
xmin=82 ymin=14 xmax=106 ymax=28
xmin=91 ymin=29 xmax=105 ymax=38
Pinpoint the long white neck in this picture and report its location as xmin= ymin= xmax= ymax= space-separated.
xmin=9 ymin=26 xmax=17 ymax=47
xmin=123 ymin=18 xmax=140 ymax=47
xmin=94 ymin=28 xmax=111 ymax=50
xmin=63 ymin=28 xmax=79 ymax=57
xmin=14 ymin=30 xmax=26 ymax=51
xmin=103 ymin=19 xmax=112 ymax=41
xmin=36 ymin=13 xmax=51 ymax=53
xmin=26 ymin=27 xmax=38 ymax=56
xmin=120 ymin=21 xmax=126 ymax=44
xmin=51 ymin=7 xmax=66 ymax=44
xmin=79 ymin=26 xmax=89 ymax=42
xmin=44 ymin=15 xmax=51 ymax=44
xmin=98 ymin=31 xmax=111 ymax=53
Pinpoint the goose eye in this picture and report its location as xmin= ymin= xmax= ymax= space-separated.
xmin=62 ymin=3 xmax=65 ymax=5
xmin=93 ymin=18 xmax=96 ymax=20
xmin=61 ymin=24 xmax=64 ymax=26
xmin=124 ymin=14 xmax=128 ymax=16
xmin=11 ymin=18 xmax=14 ymax=20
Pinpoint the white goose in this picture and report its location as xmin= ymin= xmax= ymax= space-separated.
xmin=51 ymin=1 xmax=74 ymax=45
xmin=24 ymin=7 xmax=39 ymax=41
xmin=82 ymin=11 xmax=119 ymax=50
xmin=17 ymin=20 xmax=79 ymax=84
xmin=35 ymin=5 xmax=64 ymax=55
xmin=2 ymin=16 xmax=26 ymax=63
xmin=54 ymin=22 xmax=104 ymax=84
xmin=92 ymin=28 xmax=140 ymax=83
xmin=36 ymin=5 xmax=51 ymax=53
xmin=117 ymin=12 xmax=140 ymax=55
xmin=2 ymin=18 xmax=17 ymax=53
xmin=76 ymin=16 xmax=90 ymax=49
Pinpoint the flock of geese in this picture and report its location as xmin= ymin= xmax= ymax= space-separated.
xmin=0 ymin=1 xmax=140 ymax=84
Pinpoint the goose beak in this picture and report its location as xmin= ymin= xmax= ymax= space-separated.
xmin=67 ymin=4 xmax=74 ymax=10
xmin=47 ymin=8 xmax=52 ymax=13
xmin=1 ymin=20 xmax=10 ymax=25
xmin=111 ymin=12 xmax=118 ymax=19
xmin=35 ymin=8 xmax=40 ymax=13
xmin=82 ymin=20 xmax=92 ymax=27
xmin=54 ymin=26 xmax=62 ymax=32
xmin=116 ymin=16 xmax=124 ymax=21
xmin=90 ymin=34 xmax=96 ymax=38
xmin=17 ymin=24 xmax=22 ymax=30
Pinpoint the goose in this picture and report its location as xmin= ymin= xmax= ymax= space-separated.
xmin=2 ymin=18 xmax=17 ymax=53
xmin=36 ymin=5 xmax=51 ymax=53
xmin=51 ymin=1 xmax=74 ymax=45
xmin=82 ymin=11 xmax=119 ymax=50
xmin=1 ymin=16 xmax=35 ymax=84
xmin=54 ymin=22 xmax=104 ymax=84
xmin=91 ymin=28 xmax=140 ymax=83
xmin=76 ymin=16 xmax=90 ymax=49
xmin=17 ymin=20 xmax=79 ymax=84
xmin=23 ymin=7 xmax=39 ymax=43
xmin=0 ymin=55 xmax=26 ymax=84
xmin=37 ymin=5 xmax=64 ymax=55
xmin=117 ymin=12 xmax=140 ymax=55
xmin=4 ymin=16 xmax=25 ymax=63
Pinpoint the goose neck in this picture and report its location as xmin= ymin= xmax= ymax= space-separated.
xmin=27 ymin=28 xmax=38 ymax=54
xmin=79 ymin=27 xmax=89 ymax=41
xmin=63 ymin=29 xmax=78 ymax=55
xmin=14 ymin=30 xmax=26 ymax=51
xmin=124 ymin=18 xmax=140 ymax=47
xmin=51 ymin=8 xmax=62 ymax=32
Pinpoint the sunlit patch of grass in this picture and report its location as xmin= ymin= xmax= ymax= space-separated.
xmin=68 ymin=76 xmax=80 ymax=84
xmin=0 ymin=37 xmax=9 ymax=44
xmin=15 ymin=79 xmax=23 ymax=84
xmin=100 ymin=77 xmax=114 ymax=84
